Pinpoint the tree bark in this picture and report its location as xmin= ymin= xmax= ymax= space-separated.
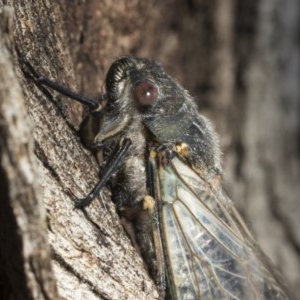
xmin=0 ymin=1 xmax=299 ymax=299
xmin=0 ymin=1 xmax=158 ymax=300
xmin=0 ymin=6 xmax=59 ymax=300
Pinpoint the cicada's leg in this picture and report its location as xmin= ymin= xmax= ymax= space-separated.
xmin=131 ymin=196 xmax=166 ymax=300
xmin=143 ymin=150 xmax=167 ymax=299
xmin=37 ymin=76 xmax=102 ymax=110
xmin=157 ymin=141 xmax=192 ymax=163
xmin=19 ymin=55 xmax=102 ymax=111
xmin=70 ymin=138 xmax=132 ymax=208
xmin=154 ymin=142 xmax=177 ymax=166
xmin=112 ymin=150 xmax=166 ymax=299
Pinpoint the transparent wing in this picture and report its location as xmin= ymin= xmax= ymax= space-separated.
xmin=150 ymin=154 xmax=289 ymax=300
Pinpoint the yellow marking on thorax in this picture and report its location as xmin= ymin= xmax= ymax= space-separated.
xmin=143 ymin=195 xmax=155 ymax=213
xmin=176 ymin=142 xmax=189 ymax=158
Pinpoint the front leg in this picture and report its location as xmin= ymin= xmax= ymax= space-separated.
xmin=71 ymin=138 xmax=132 ymax=208
xmin=112 ymin=148 xmax=166 ymax=299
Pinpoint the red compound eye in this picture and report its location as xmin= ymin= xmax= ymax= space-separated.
xmin=133 ymin=80 xmax=158 ymax=106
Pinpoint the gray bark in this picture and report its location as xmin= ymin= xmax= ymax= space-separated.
xmin=0 ymin=1 xmax=158 ymax=300
xmin=0 ymin=6 xmax=59 ymax=300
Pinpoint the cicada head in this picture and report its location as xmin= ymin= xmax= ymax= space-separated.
xmin=81 ymin=56 xmax=200 ymax=148
xmin=80 ymin=57 xmax=221 ymax=180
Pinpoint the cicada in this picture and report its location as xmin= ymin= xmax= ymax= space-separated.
xmin=29 ymin=56 xmax=290 ymax=299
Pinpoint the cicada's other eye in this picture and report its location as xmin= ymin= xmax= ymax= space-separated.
xmin=133 ymin=80 xmax=158 ymax=106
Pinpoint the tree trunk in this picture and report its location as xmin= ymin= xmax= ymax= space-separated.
xmin=0 ymin=7 xmax=59 ymax=300
xmin=0 ymin=1 xmax=158 ymax=300
xmin=0 ymin=1 xmax=299 ymax=300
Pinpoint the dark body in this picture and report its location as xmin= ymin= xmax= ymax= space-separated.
xmin=77 ymin=57 xmax=288 ymax=299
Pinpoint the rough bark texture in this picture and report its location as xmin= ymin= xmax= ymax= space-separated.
xmin=0 ymin=1 xmax=159 ymax=300
xmin=0 ymin=6 xmax=59 ymax=300
xmin=0 ymin=0 xmax=299 ymax=300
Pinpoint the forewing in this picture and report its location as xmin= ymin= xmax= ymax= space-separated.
xmin=151 ymin=155 xmax=288 ymax=300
